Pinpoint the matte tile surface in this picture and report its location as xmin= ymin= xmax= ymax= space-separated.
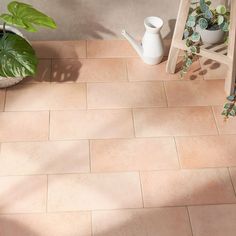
xmin=48 ymin=173 xmax=142 ymax=211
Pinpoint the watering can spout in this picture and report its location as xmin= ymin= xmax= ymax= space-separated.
xmin=121 ymin=30 xmax=143 ymax=58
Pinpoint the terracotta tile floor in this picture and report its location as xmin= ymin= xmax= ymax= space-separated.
xmin=0 ymin=40 xmax=236 ymax=236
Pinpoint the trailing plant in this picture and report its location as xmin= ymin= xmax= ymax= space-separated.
xmin=181 ymin=0 xmax=230 ymax=76
xmin=0 ymin=1 xmax=56 ymax=78
xmin=181 ymin=0 xmax=235 ymax=119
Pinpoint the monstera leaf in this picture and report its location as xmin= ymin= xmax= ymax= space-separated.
xmin=0 ymin=1 xmax=56 ymax=32
xmin=0 ymin=33 xmax=38 ymax=77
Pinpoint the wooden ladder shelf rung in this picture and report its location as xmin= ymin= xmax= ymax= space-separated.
xmin=166 ymin=0 xmax=236 ymax=96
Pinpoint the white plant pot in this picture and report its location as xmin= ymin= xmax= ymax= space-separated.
xmin=0 ymin=25 xmax=26 ymax=88
xmin=196 ymin=25 xmax=225 ymax=44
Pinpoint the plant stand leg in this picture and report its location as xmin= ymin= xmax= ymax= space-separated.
xmin=166 ymin=0 xmax=190 ymax=73
xmin=225 ymin=0 xmax=236 ymax=95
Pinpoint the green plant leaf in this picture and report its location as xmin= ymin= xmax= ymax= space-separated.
xmin=216 ymin=5 xmax=227 ymax=14
xmin=224 ymin=103 xmax=232 ymax=109
xmin=191 ymin=32 xmax=201 ymax=42
xmin=0 ymin=1 xmax=57 ymax=32
xmin=227 ymin=95 xmax=236 ymax=101
xmin=220 ymin=21 xmax=229 ymax=32
xmin=0 ymin=33 xmax=38 ymax=77
xmin=199 ymin=18 xmax=208 ymax=29
xmin=217 ymin=15 xmax=224 ymax=25
xmin=186 ymin=15 xmax=196 ymax=27
xmin=200 ymin=0 xmax=209 ymax=12
xmin=229 ymin=109 xmax=236 ymax=117
xmin=204 ymin=9 xmax=213 ymax=19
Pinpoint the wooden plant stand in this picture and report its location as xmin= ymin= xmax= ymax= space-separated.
xmin=166 ymin=0 xmax=236 ymax=95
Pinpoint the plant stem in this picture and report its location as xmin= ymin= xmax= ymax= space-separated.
xmin=3 ymin=22 xmax=6 ymax=35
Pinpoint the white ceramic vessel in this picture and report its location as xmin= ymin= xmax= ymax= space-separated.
xmin=122 ymin=16 xmax=164 ymax=65
xmin=196 ymin=25 xmax=225 ymax=44
xmin=0 ymin=25 xmax=25 ymax=88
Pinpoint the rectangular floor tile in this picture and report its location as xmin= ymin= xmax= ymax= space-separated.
xmin=165 ymin=80 xmax=225 ymax=106
xmin=189 ymin=204 xmax=236 ymax=236
xmin=140 ymin=169 xmax=236 ymax=207
xmin=127 ymin=57 xmax=203 ymax=81
xmin=0 ymin=175 xmax=47 ymax=213
xmin=48 ymin=172 xmax=142 ymax=211
xmin=87 ymin=40 xmax=138 ymax=58
xmin=200 ymin=57 xmax=227 ymax=80
xmin=176 ymin=135 xmax=236 ymax=168
xmin=32 ymin=41 xmax=86 ymax=58
xmin=0 ymin=212 xmax=91 ymax=236
xmin=213 ymin=106 xmax=236 ymax=134
xmin=0 ymin=111 xmax=49 ymax=142
xmin=87 ymin=82 xmax=167 ymax=109
xmin=24 ymin=59 xmax=51 ymax=83
xmin=5 ymin=83 xmax=86 ymax=111
xmin=52 ymin=59 xmax=127 ymax=83
xmin=50 ymin=110 xmax=134 ymax=140
xmin=0 ymin=140 xmax=89 ymax=175
xmin=90 ymin=138 xmax=179 ymax=172
xmin=133 ymin=107 xmax=218 ymax=137
xmin=92 ymin=207 xmax=192 ymax=236
xmin=0 ymin=89 xmax=5 ymax=111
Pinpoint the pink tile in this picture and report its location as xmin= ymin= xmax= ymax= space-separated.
xmin=50 ymin=110 xmax=134 ymax=140
xmin=5 ymin=83 xmax=87 ymax=111
xmin=93 ymin=207 xmax=192 ymax=236
xmin=165 ymin=80 xmax=225 ymax=106
xmin=90 ymin=138 xmax=179 ymax=172
xmin=127 ymin=57 xmax=203 ymax=81
xmin=87 ymin=82 xmax=167 ymax=109
xmin=213 ymin=106 xmax=236 ymax=134
xmin=0 ymin=212 xmax=91 ymax=236
xmin=87 ymin=40 xmax=138 ymax=58
xmin=0 ymin=111 xmax=49 ymax=142
xmin=176 ymin=135 xmax=236 ymax=168
xmin=189 ymin=204 xmax=236 ymax=236
xmin=0 ymin=141 xmax=90 ymax=175
xmin=133 ymin=107 xmax=218 ymax=137
xmin=52 ymin=59 xmax=127 ymax=83
xmin=48 ymin=172 xmax=142 ymax=211
xmin=140 ymin=169 xmax=236 ymax=207
xmin=0 ymin=175 xmax=47 ymax=213
xmin=0 ymin=89 xmax=5 ymax=111
xmin=32 ymin=41 xmax=86 ymax=58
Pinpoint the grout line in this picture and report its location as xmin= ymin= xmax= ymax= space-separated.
xmin=173 ymin=137 xmax=181 ymax=169
xmin=46 ymin=175 xmax=49 ymax=213
xmin=48 ymin=111 xmax=51 ymax=141
xmin=0 ymin=166 xmax=235 ymax=177
xmin=138 ymin=172 xmax=145 ymax=208
xmin=131 ymin=109 xmax=136 ymax=138
xmin=90 ymin=211 xmax=93 ymax=236
xmin=162 ymin=81 xmax=169 ymax=107
xmin=124 ymin=58 xmax=129 ymax=82
xmin=85 ymin=83 xmax=88 ymax=110
xmin=1 ymin=202 xmax=236 ymax=216
xmin=186 ymin=207 xmax=194 ymax=236
xmin=2 ymin=133 xmax=236 ymax=144
xmin=88 ymin=140 xmax=92 ymax=173
xmin=228 ymin=167 xmax=236 ymax=198
xmin=211 ymin=106 xmax=220 ymax=135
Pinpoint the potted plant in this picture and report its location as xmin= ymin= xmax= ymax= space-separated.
xmin=180 ymin=0 xmax=235 ymax=119
xmin=0 ymin=1 xmax=56 ymax=88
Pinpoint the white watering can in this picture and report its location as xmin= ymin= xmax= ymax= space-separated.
xmin=122 ymin=16 xmax=164 ymax=65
